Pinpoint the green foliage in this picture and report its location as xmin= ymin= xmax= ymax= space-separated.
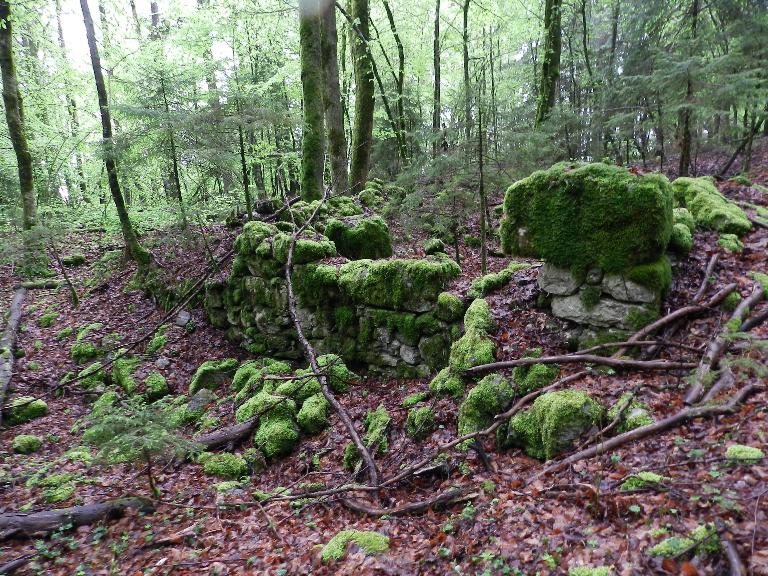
xmin=12 ymin=434 xmax=42 ymax=454
xmin=37 ymin=311 xmax=60 ymax=328
xmin=321 ymin=530 xmax=389 ymax=561
xmin=672 ymin=177 xmax=751 ymax=235
xmin=406 ymin=406 xmax=436 ymax=440
xmin=56 ymin=326 xmax=74 ymax=340
xmin=501 ymin=162 xmax=673 ymax=275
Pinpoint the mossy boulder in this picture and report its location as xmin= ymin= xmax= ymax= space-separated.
xmin=458 ymin=373 xmax=515 ymax=439
xmin=418 ymin=333 xmax=450 ymax=371
xmin=189 ymin=358 xmax=238 ymax=395
xmin=435 ymin=292 xmax=464 ymax=322
xmin=463 ymin=298 xmax=494 ymax=332
xmin=501 ymin=162 xmax=673 ymax=274
xmin=406 ymin=406 xmax=436 ymax=440
xmin=198 ymin=452 xmax=249 ymax=479
xmin=338 ymin=256 xmax=461 ymax=312
xmin=424 ymin=238 xmax=446 ymax=255
xmin=321 ymin=530 xmax=390 ymax=561
xmin=78 ymin=361 xmax=108 ymax=389
xmin=449 ymin=329 xmax=495 ymax=372
xmin=91 ymin=390 xmax=118 ymax=416
xmin=254 ymin=410 xmax=300 ymax=459
xmin=71 ymin=341 xmax=99 ymax=364
xmin=668 ymin=223 xmax=693 ymax=254
xmin=607 ymin=393 xmax=653 ymax=433
xmin=673 ymin=207 xmax=695 ymax=233
xmin=512 ymin=360 xmax=559 ymax=396
xmin=112 ymin=356 xmax=140 ymax=394
xmin=296 ymin=393 xmax=330 ymax=434
xmin=503 ymin=390 xmax=603 ymax=460
xmin=275 ymin=370 xmax=322 ymax=404
xmin=272 ymin=232 xmax=337 ymax=264
xmin=62 ymin=253 xmax=87 ymax=266
xmin=672 ymin=177 xmax=751 ymax=235
xmin=317 ymin=354 xmax=358 ymax=393
xmin=428 ymin=367 xmax=465 ymax=398
xmin=143 ymin=373 xmax=169 ymax=402
xmin=468 ymin=262 xmax=532 ymax=299
xmin=718 ymin=233 xmax=744 ymax=253
xmin=324 ymin=215 xmax=393 ymax=260
xmin=4 ymin=396 xmax=48 ymax=426
xmin=12 ymin=434 xmax=42 ymax=454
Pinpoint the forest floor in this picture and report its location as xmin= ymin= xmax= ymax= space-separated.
xmin=1 ymin=144 xmax=768 ymax=575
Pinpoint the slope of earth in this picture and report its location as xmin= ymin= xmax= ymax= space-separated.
xmin=1 ymin=154 xmax=767 ymax=575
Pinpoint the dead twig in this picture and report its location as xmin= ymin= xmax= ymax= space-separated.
xmin=465 ymin=355 xmax=695 ymax=378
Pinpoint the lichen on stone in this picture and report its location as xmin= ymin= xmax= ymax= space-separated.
xmin=189 ymin=358 xmax=238 ymax=395
xmin=321 ymin=530 xmax=390 ymax=561
xmin=406 ymin=406 xmax=436 ymax=440
xmin=12 ymin=434 xmax=42 ymax=454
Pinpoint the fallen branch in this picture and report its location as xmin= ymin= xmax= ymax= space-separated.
xmin=700 ymin=366 xmax=735 ymax=403
xmin=683 ymin=284 xmax=765 ymax=405
xmin=193 ymin=417 xmax=259 ymax=450
xmin=529 ymin=383 xmax=756 ymax=484
xmin=716 ymin=519 xmax=747 ymax=576
xmin=283 ymin=193 xmax=380 ymax=487
xmin=0 ymin=287 xmax=26 ymax=428
xmin=341 ymin=487 xmax=476 ymax=516
xmin=465 ymin=355 xmax=695 ymax=378
xmin=0 ymin=497 xmax=154 ymax=541
xmin=0 ymin=553 xmax=35 ymax=575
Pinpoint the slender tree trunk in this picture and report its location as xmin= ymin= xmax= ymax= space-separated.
xmin=160 ymin=79 xmax=188 ymax=227
xmin=488 ymin=27 xmax=499 ymax=157
xmin=678 ymin=0 xmax=698 ymax=177
xmin=298 ymin=0 xmax=325 ymax=201
xmin=0 ymin=0 xmax=37 ymax=231
xmin=382 ymin=0 xmax=406 ymax=154
xmin=478 ymin=88 xmax=487 ymax=274
xmin=535 ymin=0 xmax=563 ymax=127
xmin=320 ymin=2 xmax=348 ymax=195
xmin=432 ymin=0 xmax=441 ymax=158
xmin=349 ymin=0 xmax=374 ymax=193
xmin=580 ymin=0 xmax=593 ymax=78
xmin=80 ymin=0 xmax=150 ymax=270
xmin=462 ymin=0 xmax=471 ymax=143
xmin=128 ymin=0 xmax=141 ymax=37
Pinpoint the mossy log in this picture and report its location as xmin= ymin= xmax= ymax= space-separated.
xmin=193 ymin=417 xmax=259 ymax=450
xmin=0 ymin=498 xmax=154 ymax=540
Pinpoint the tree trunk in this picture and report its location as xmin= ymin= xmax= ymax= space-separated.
xmin=382 ymin=0 xmax=406 ymax=156
xmin=80 ymin=0 xmax=150 ymax=270
xmin=432 ymin=0 xmax=441 ymax=158
xmin=320 ymin=2 xmax=349 ymax=195
xmin=677 ymin=0 xmax=699 ymax=177
xmin=160 ymin=78 xmax=188 ymax=227
xmin=349 ymin=0 xmax=374 ymax=193
xmin=535 ymin=0 xmax=562 ymax=127
xmin=298 ymin=0 xmax=325 ymax=201
xmin=462 ymin=0 xmax=471 ymax=143
xmin=0 ymin=0 xmax=37 ymax=230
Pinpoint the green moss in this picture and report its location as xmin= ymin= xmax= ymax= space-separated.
xmin=668 ymin=222 xmax=693 ymax=255
xmin=624 ymin=256 xmax=672 ymax=295
xmin=568 ymin=567 xmax=612 ymax=576
xmin=12 ymin=434 xmax=42 ymax=454
xmin=213 ymin=480 xmax=243 ymax=493
xmin=317 ymin=354 xmax=357 ymax=393
xmin=467 ymin=262 xmax=532 ymax=299
xmin=71 ymin=341 xmax=99 ymax=364
xmin=402 ymin=391 xmax=430 ymax=406
xmin=620 ymin=471 xmax=669 ymax=491
xmin=415 ymin=313 xmax=441 ymax=335
xmin=626 ymin=306 xmax=661 ymax=331
xmin=237 ymin=391 xmax=297 ymax=423
xmin=458 ymin=373 xmax=515 ymax=438
xmin=343 ymin=405 xmax=391 ymax=469
xmin=5 ymin=396 xmax=48 ymax=426
xmin=143 ymin=373 xmax=169 ymax=402
xmin=718 ymin=233 xmax=744 ymax=253
xmin=44 ymin=483 xmax=76 ymax=503
xmin=449 ymin=329 xmax=495 ymax=372
xmin=91 ymin=390 xmax=118 ymax=416
xmin=501 ymin=162 xmax=673 ymax=275
xmin=324 ymin=215 xmax=393 ymax=260
xmin=419 ymin=333 xmax=450 ymax=370
xmin=504 ymin=390 xmax=603 ymax=460
xmin=722 ymin=291 xmax=742 ymax=312
xmin=272 ymin=232 xmax=337 ymax=264
xmin=748 ymin=271 xmax=768 ymax=296
xmin=112 ymin=356 xmax=140 ymax=393
xmin=607 ymin=393 xmax=654 ymax=433
xmin=56 ymin=326 xmax=74 ymax=340
xmin=243 ymin=448 xmax=266 ymax=473
xmin=232 ymin=361 xmax=261 ymax=392
xmin=77 ymin=362 xmax=107 ymax=389
xmin=321 ymin=530 xmax=390 ymax=561
xmin=580 ymin=285 xmax=602 ymax=310
xmin=62 ymin=253 xmax=86 ymax=266
xmin=649 ymin=524 xmax=719 ymax=557
xmin=37 ymin=311 xmax=60 ymax=328
xmin=254 ymin=411 xmax=300 ymax=458
xmin=463 ymin=298 xmax=494 ymax=332
xmin=359 ymin=188 xmax=382 ymax=207
xmin=428 ymin=367 xmax=464 ymax=398
xmin=515 ymin=363 xmax=559 ymax=395
xmin=292 ymin=263 xmax=340 ymax=307
xmin=334 ymin=306 xmax=356 ymax=332
xmin=673 ymin=207 xmax=695 ymax=233
xmin=729 ymin=174 xmax=752 ymax=186
xmin=199 ymin=452 xmax=249 ymax=479
xmin=276 ymin=370 xmax=322 ymax=404
xmin=77 ymin=322 xmax=104 ymax=341
xmin=297 ymin=393 xmax=330 ymax=434
xmin=672 ymin=177 xmax=751 ymax=235
xmin=235 ymin=221 xmax=279 ymax=255
xmin=725 ymin=444 xmax=764 ymax=464
xmin=363 ymin=310 xmax=419 ymax=346
xmin=146 ymin=332 xmax=168 ymax=355
xmin=436 ymin=292 xmax=464 ymax=322
xmin=189 ymin=358 xmax=238 ymax=395
xmin=406 ymin=406 xmax=436 ymax=440
xmin=424 ymin=238 xmax=446 ymax=255
xmin=338 ymin=256 xmax=461 ymax=311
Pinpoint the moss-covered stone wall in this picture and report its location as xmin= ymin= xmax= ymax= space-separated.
xmin=204 ymin=199 xmax=463 ymax=377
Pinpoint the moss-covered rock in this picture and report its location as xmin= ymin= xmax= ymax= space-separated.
xmin=672 ymin=177 xmax=751 ymax=235
xmin=112 ymin=356 xmax=140 ymax=394
xmin=297 ymin=393 xmax=330 ymax=433
xmin=62 ymin=253 xmax=86 ymax=266
xmin=324 ymin=215 xmax=393 ymax=260
xmin=668 ymin=222 xmax=693 ymax=254
xmin=449 ymin=329 xmax=495 ymax=372
xmin=321 ymin=530 xmax=390 ymax=561
xmin=317 ymin=354 xmax=357 ymax=393
xmin=143 ymin=373 xmax=169 ymax=402
xmin=12 ymin=434 xmax=42 ymax=454
xmin=402 ymin=391 xmax=430 ymax=406
xmin=71 ymin=341 xmax=99 ymax=364
xmin=343 ymin=405 xmax=390 ymax=469
xmin=418 ymin=333 xmax=450 ymax=371
xmin=338 ymin=256 xmax=461 ymax=312
xmin=673 ymin=207 xmax=695 ymax=233
xmin=620 ymin=471 xmax=669 ymax=491
xmin=91 ymin=390 xmax=118 ymax=416
xmin=725 ymin=444 xmax=764 ymax=464
xmin=272 ymin=232 xmax=337 ymax=264
xmin=458 ymin=373 xmax=515 ymax=439
xmin=78 ymin=361 xmax=108 ymax=389
xmin=463 ymin=298 xmax=494 ymax=332
xmin=513 ymin=362 xmax=559 ymax=395
xmin=424 ymin=238 xmax=446 ymax=255
xmin=4 ymin=396 xmax=48 ymax=426
xmin=607 ymin=393 xmax=653 ymax=433
xmin=468 ymin=262 xmax=532 ymax=299
xmin=428 ymin=367 xmax=465 ymax=398
xmin=254 ymin=411 xmax=300 ymax=458
xmin=435 ymin=292 xmax=464 ymax=322
xmin=189 ymin=358 xmax=238 ymax=395
xmin=718 ymin=233 xmax=744 ymax=253
xmin=649 ymin=524 xmax=719 ymax=557
xmin=198 ymin=452 xmax=249 ymax=479
xmin=504 ymin=390 xmax=603 ymax=460
xmin=275 ymin=370 xmax=322 ymax=404
xmin=406 ymin=406 xmax=436 ymax=440
xmin=501 ymin=162 xmax=673 ymax=274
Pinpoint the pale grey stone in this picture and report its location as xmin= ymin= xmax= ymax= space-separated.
xmin=155 ymin=357 xmax=171 ymax=369
xmin=538 ymin=263 xmax=581 ymax=295
xmin=551 ymin=294 xmax=654 ymax=330
xmin=400 ymin=344 xmax=420 ymax=365
xmin=602 ymin=274 xmax=657 ymax=303
xmin=188 ymin=388 xmax=217 ymax=413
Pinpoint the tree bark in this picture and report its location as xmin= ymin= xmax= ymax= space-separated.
xmin=677 ymin=0 xmax=699 ymax=177
xmin=534 ymin=0 xmax=562 ymax=127
xmin=348 ymin=0 xmax=374 ymax=194
xmin=382 ymin=0 xmax=406 ymax=155
xmin=298 ymin=0 xmax=325 ymax=201
xmin=80 ymin=0 xmax=151 ymax=271
xmin=462 ymin=0 xmax=471 ymax=143
xmin=0 ymin=0 xmax=37 ymax=230
xmin=431 ymin=0 xmax=441 ymax=158
xmin=320 ymin=2 xmax=349 ymax=195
